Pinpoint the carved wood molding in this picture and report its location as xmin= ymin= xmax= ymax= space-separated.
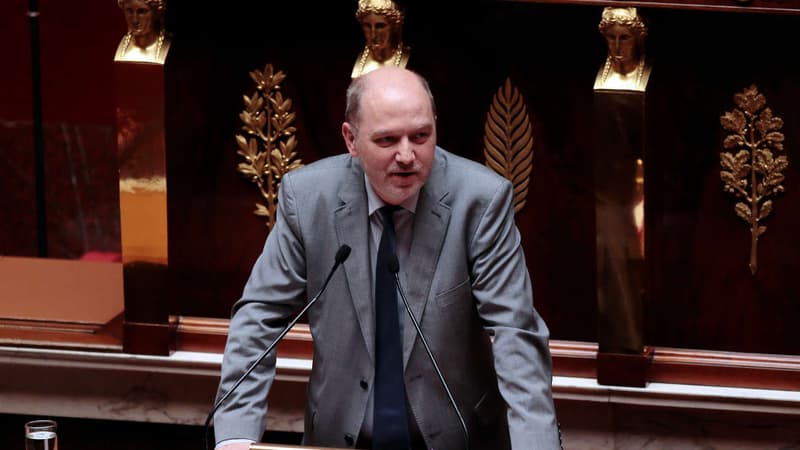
xmin=236 ymin=63 xmax=303 ymax=230
xmin=720 ymin=84 xmax=788 ymax=275
xmin=502 ymin=0 xmax=800 ymax=15
xmin=483 ymin=77 xmax=534 ymax=214
xmin=550 ymin=340 xmax=598 ymax=378
xmin=7 ymin=316 xmax=799 ymax=391
xmin=651 ymin=347 xmax=800 ymax=390
xmin=173 ymin=317 xmax=800 ymax=390
xmin=0 ymin=316 xmax=122 ymax=352
xmin=175 ymin=316 xmax=313 ymax=360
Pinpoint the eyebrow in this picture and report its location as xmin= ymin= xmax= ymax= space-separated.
xmin=368 ymin=123 xmax=433 ymax=138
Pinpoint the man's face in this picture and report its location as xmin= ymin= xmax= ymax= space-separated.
xmin=342 ymin=71 xmax=436 ymax=206
xmin=604 ymin=24 xmax=637 ymax=66
xmin=122 ymin=0 xmax=154 ymax=37
xmin=361 ymin=13 xmax=395 ymax=61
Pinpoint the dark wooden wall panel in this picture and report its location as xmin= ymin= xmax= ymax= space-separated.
xmin=2 ymin=1 xmax=799 ymax=358
xmin=0 ymin=0 xmax=122 ymax=258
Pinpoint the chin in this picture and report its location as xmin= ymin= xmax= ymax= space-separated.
xmin=378 ymin=189 xmax=411 ymax=206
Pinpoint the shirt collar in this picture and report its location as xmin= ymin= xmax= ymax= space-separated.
xmin=364 ymin=174 xmax=419 ymax=216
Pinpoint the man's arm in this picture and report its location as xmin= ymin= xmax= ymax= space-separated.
xmin=213 ymin=175 xmax=308 ymax=444
xmin=468 ymin=179 xmax=561 ymax=449
xmin=215 ymin=440 xmax=254 ymax=450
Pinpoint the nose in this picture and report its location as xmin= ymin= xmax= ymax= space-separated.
xmin=395 ymin=140 xmax=415 ymax=165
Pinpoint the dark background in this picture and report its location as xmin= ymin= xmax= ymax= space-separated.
xmin=0 ymin=413 xmax=300 ymax=449
xmin=1 ymin=1 xmax=798 ymax=354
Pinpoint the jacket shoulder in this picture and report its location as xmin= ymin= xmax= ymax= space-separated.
xmin=435 ymin=148 xmax=509 ymax=194
xmin=283 ymin=154 xmax=357 ymax=186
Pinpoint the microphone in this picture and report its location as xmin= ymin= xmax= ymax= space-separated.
xmin=387 ymin=254 xmax=470 ymax=450
xmin=203 ymin=244 xmax=352 ymax=450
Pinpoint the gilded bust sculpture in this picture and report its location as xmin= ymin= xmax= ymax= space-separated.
xmin=114 ymin=0 xmax=171 ymax=64
xmin=593 ymin=7 xmax=651 ymax=92
xmin=351 ymin=0 xmax=410 ymax=78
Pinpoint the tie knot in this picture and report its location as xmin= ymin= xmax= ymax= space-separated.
xmin=379 ymin=205 xmax=400 ymax=225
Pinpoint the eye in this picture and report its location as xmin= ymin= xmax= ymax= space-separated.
xmin=374 ymin=136 xmax=398 ymax=146
xmin=411 ymin=132 xmax=430 ymax=144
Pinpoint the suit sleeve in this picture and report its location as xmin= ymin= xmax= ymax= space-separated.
xmin=213 ymin=173 xmax=308 ymax=444
xmin=468 ymin=179 xmax=561 ymax=449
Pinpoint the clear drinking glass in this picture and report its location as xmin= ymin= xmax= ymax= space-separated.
xmin=24 ymin=419 xmax=58 ymax=450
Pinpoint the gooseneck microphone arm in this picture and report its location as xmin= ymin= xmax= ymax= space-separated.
xmin=387 ymin=255 xmax=470 ymax=450
xmin=203 ymin=245 xmax=352 ymax=450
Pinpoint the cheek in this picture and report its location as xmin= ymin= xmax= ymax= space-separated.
xmin=623 ymin=45 xmax=636 ymax=58
xmin=417 ymin=146 xmax=436 ymax=165
xmin=359 ymin=149 xmax=390 ymax=173
xmin=375 ymin=153 xmax=395 ymax=170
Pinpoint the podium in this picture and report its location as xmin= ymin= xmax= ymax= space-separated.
xmin=251 ymin=445 xmax=349 ymax=450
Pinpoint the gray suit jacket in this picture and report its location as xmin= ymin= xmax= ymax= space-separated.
xmin=215 ymin=148 xmax=560 ymax=449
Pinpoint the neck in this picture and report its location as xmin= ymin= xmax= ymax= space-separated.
xmin=371 ymin=44 xmax=399 ymax=63
xmin=132 ymin=31 xmax=158 ymax=49
xmin=612 ymin=58 xmax=640 ymax=75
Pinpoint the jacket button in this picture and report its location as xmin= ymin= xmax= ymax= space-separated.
xmin=344 ymin=433 xmax=355 ymax=446
xmin=360 ymin=379 xmax=368 ymax=390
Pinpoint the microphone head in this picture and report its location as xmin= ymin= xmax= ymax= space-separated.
xmin=335 ymin=245 xmax=352 ymax=264
xmin=387 ymin=253 xmax=400 ymax=274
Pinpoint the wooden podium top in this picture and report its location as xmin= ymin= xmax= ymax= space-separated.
xmin=250 ymin=444 xmax=348 ymax=450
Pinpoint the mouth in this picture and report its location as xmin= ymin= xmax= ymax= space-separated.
xmin=389 ymin=171 xmax=417 ymax=182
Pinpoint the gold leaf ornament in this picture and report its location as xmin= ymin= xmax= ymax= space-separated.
xmin=483 ymin=77 xmax=534 ymax=213
xmin=235 ymin=63 xmax=303 ymax=229
xmin=719 ymin=85 xmax=789 ymax=274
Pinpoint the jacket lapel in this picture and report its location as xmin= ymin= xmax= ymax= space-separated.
xmin=334 ymin=151 xmax=451 ymax=367
xmin=402 ymin=154 xmax=450 ymax=366
xmin=334 ymin=162 xmax=375 ymax=363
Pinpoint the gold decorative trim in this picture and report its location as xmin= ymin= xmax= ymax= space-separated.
xmin=483 ymin=77 xmax=534 ymax=214
xmin=236 ymin=64 xmax=303 ymax=229
xmin=720 ymin=85 xmax=789 ymax=274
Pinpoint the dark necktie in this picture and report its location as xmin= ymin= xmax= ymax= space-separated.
xmin=373 ymin=205 xmax=410 ymax=450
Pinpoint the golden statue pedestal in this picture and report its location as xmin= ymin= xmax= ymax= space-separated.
xmin=114 ymin=60 xmax=171 ymax=355
xmin=592 ymin=89 xmax=650 ymax=386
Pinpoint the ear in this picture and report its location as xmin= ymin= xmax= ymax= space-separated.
xmin=342 ymin=122 xmax=358 ymax=156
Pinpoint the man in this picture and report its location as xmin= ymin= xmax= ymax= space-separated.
xmin=214 ymin=67 xmax=560 ymax=449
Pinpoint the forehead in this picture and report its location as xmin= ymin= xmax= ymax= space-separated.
xmin=605 ymin=24 xmax=634 ymax=36
xmin=360 ymin=80 xmax=432 ymax=122
xmin=122 ymin=0 xmax=149 ymax=8
xmin=361 ymin=13 xmax=392 ymax=26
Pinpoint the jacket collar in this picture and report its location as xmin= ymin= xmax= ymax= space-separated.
xmin=334 ymin=149 xmax=451 ymax=365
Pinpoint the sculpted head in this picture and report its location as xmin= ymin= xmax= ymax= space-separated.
xmin=598 ymin=7 xmax=647 ymax=74
xmin=342 ymin=67 xmax=437 ymax=205
xmin=118 ymin=0 xmax=165 ymax=46
xmin=356 ymin=0 xmax=405 ymax=63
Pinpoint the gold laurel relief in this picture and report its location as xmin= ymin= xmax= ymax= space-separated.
xmin=236 ymin=64 xmax=303 ymax=229
xmin=720 ymin=85 xmax=789 ymax=275
xmin=483 ymin=77 xmax=534 ymax=213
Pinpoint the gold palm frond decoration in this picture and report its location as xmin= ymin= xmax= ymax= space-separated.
xmin=236 ymin=63 xmax=303 ymax=229
xmin=720 ymin=84 xmax=789 ymax=275
xmin=483 ymin=77 xmax=534 ymax=213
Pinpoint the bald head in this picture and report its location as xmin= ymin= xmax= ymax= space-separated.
xmin=340 ymin=67 xmax=437 ymax=205
xmin=344 ymin=67 xmax=436 ymax=129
